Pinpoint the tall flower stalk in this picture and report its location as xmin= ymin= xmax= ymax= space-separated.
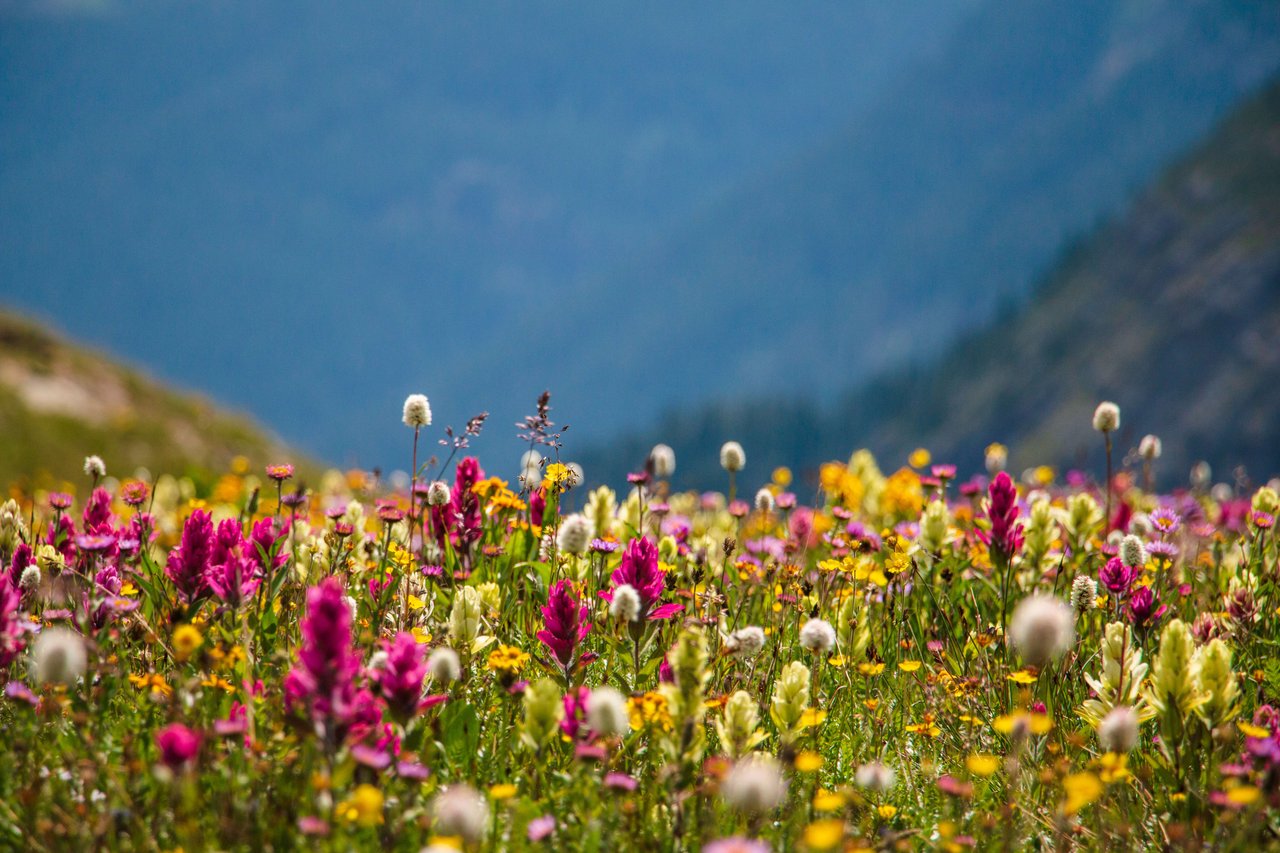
xmin=980 ymin=471 xmax=1023 ymax=637
xmin=537 ymin=579 xmax=591 ymax=685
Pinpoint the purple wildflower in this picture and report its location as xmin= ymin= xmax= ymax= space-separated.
xmin=528 ymin=815 xmax=557 ymax=842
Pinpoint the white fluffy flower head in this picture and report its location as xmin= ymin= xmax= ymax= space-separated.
xmin=32 ymin=627 xmax=87 ymax=686
xmin=1092 ymin=401 xmax=1120 ymax=433
xmin=1070 ymin=574 xmax=1097 ymax=614
xmin=726 ymin=626 xmax=766 ymax=658
xmin=754 ymin=488 xmax=775 ymax=514
xmin=556 ymin=513 xmax=594 ymax=556
xmin=1008 ymin=594 xmax=1075 ymax=668
xmin=19 ymin=564 xmax=41 ymax=591
xmin=798 ymin=618 xmax=836 ymax=655
xmin=432 ymin=784 xmax=488 ymax=843
xmin=402 ymin=394 xmax=432 ymax=428
xmin=610 ymin=584 xmax=641 ymax=622
xmin=854 ymin=761 xmax=896 ymax=793
xmin=719 ymin=441 xmax=746 ymax=473
xmin=1139 ymin=434 xmax=1162 ymax=460
xmin=720 ymin=756 xmax=786 ymax=813
xmin=426 ymin=647 xmax=461 ymax=682
xmin=83 ymin=455 xmax=106 ymax=478
xmin=1098 ymin=705 xmax=1140 ymax=753
xmin=426 ymin=480 xmax=450 ymax=507
xmin=650 ymin=444 xmax=676 ymax=479
xmin=1120 ymin=534 xmax=1147 ymax=569
xmin=586 ymin=686 xmax=629 ymax=737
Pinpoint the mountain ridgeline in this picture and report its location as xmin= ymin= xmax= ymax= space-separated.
xmin=582 ymin=79 xmax=1280 ymax=492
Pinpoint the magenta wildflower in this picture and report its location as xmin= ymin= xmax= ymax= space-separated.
xmin=120 ymin=480 xmax=149 ymax=507
xmin=284 ymin=577 xmax=371 ymax=744
xmin=1099 ymin=557 xmax=1134 ymax=596
xmin=980 ymin=471 xmax=1023 ymax=560
xmin=529 ymin=487 xmax=546 ymax=527
xmin=432 ymin=456 xmax=485 ymax=551
xmin=560 ymin=685 xmax=589 ymax=739
xmin=537 ymin=580 xmax=592 ymax=678
xmin=247 ymin=517 xmax=290 ymax=574
xmin=203 ymin=517 xmax=287 ymax=608
xmin=155 ymin=723 xmax=201 ymax=770
xmin=703 ymin=839 xmax=771 ymax=853
xmin=603 ymin=771 xmax=637 ymax=791
xmin=9 ymin=542 xmax=32 ymax=586
xmin=166 ymin=510 xmax=214 ymax=604
xmin=602 ymin=537 xmax=681 ymax=621
xmin=82 ymin=487 xmax=114 ymax=530
xmin=214 ymin=702 xmax=249 ymax=737
xmin=372 ymin=632 xmax=428 ymax=721
xmin=0 ymin=574 xmax=28 ymax=669
xmin=528 ymin=815 xmax=556 ymax=842
xmin=1127 ymin=586 xmax=1167 ymax=630
xmin=206 ymin=554 xmax=260 ymax=608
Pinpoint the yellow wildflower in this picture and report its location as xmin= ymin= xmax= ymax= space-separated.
xmin=803 ymin=819 xmax=846 ymax=850
xmin=337 ymin=784 xmax=384 ymax=828
xmin=812 ymin=790 xmax=846 ymax=812
xmin=966 ymin=754 xmax=1000 ymax=777
xmin=172 ymin=624 xmax=203 ymax=662
xmin=486 ymin=645 xmax=530 ymax=675
xmin=1061 ymin=772 xmax=1103 ymax=815
xmin=627 ymin=691 xmax=673 ymax=732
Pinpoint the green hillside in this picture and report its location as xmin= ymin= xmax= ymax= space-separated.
xmin=0 ymin=312 xmax=308 ymax=489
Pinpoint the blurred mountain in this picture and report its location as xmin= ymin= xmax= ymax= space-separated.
xmin=582 ymin=78 xmax=1280 ymax=490
xmin=1 ymin=1 xmax=1278 ymax=475
xmin=553 ymin=0 xmax=1280 ymax=429
xmin=0 ymin=0 xmax=972 ymax=467
xmin=0 ymin=311 xmax=305 ymax=488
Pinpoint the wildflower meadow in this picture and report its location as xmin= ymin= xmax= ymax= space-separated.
xmin=2 ymin=394 xmax=1278 ymax=851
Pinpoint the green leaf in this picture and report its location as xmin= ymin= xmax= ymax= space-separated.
xmin=440 ymin=702 xmax=480 ymax=769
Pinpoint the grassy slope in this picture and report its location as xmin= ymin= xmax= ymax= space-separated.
xmin=0 ymin=311 xmax=312 ymax=490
